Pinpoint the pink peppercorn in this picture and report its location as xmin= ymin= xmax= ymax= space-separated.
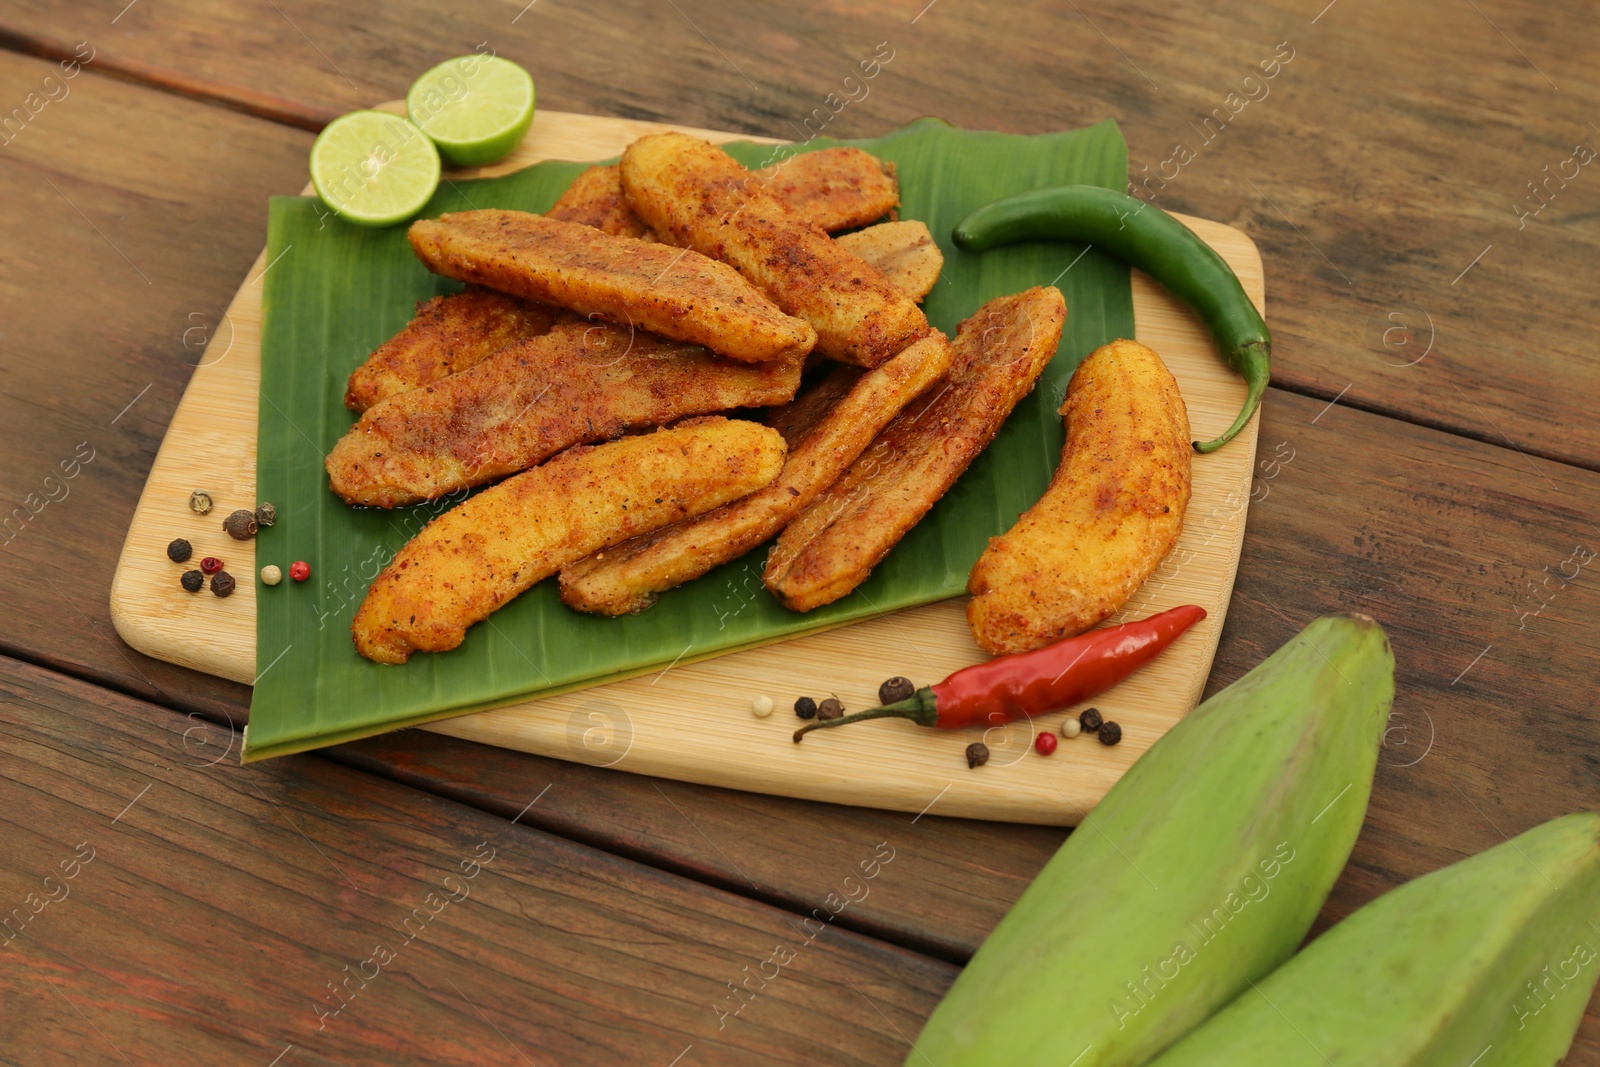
xmin=289 ymin=560 xmax=310 ymax=582
xmin=1035 ymin=730 xmax=1059 ymax=756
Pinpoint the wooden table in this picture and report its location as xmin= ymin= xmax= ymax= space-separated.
xmin=1 ymin=2 xmax=1596 ymax=1063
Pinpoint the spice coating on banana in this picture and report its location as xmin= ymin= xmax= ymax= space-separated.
xmin=966 ymin=338 xmax=1192 ymax=655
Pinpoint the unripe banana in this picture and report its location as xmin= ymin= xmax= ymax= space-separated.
xmin=1146 ymin=810 xmax=1600 ymax=1066
xmin=908 ymin=615 xmax=1394 ymax=1066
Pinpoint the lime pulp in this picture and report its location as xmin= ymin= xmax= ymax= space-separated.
xmin=309 ymin=110 xmax=441 ymax=227
xmin=406 ymin=54 xmax=536 ymax=168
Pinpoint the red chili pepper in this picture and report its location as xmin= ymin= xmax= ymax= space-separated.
xmin=793 ymin=605 xmax=1205 ymax=742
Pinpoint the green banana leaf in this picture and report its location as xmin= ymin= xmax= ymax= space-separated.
xmin=245 ymin=117 xmax=1132 ymax=760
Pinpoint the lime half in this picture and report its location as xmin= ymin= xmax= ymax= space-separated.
xmin=407 ymin=55 xmax=535 ymax=167
xmin=309 ymin=110 xmax=440 ymax=227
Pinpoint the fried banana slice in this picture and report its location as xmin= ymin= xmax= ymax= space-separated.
xmin=549 ymin=149 xmax=898 ymax=240
xmin=835 ymin=221 xmax=942 ymax=303
xmin=764 ymin=286 xmax=1067 ymax=612
xmin=545 ymin=164 xmax=654 ymax=239
xmin=767 ymin=364 xmax=865 ymax=445
xmin=620 ymin=133 xmax=927 ymax=367
xmin=558 ymin=331 xmax=952 ymax=615
xmin=353 ymin=418 xmax=787 ymax=664
xmin=326 ymin=321 xmax=801 ymax=508
xmin=752 ymin=147 xmax=899 ymax=231
xmin=348 ymin=219 xmax=931 ymax=414
xmin=343 ymin=287 xmax=559 ymax=413
xmin=966 ymin=339 xmax=1192 ymax=654
xmin=408 ymin=210 xmax=816 ymax=363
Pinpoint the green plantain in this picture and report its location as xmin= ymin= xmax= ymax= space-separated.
xmin=1147 ymin=810 xmax=1600 ymax=1066
xmin=908 ymin=615 xmax=1395 ymax=1066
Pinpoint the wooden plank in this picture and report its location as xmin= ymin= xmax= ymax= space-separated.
xmin=0 ymin=654 xmax=955 ymax=1065
xmin=106 ymin=104 xmax=1260 ymax=820
xmin=2 ymin=1 xmax=1596 ymax=470
xmin=0 ymin=52 xmax=313 ymax=720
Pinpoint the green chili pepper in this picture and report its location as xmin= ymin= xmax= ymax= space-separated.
xmin=952 ymin=185 xmax=1270 ymax=454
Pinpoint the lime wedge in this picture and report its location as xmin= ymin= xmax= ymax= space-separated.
xmin=309 ymin=110 xmax=440 ymax=227
xmin=407 ymin=55 xmax=536 ymax=168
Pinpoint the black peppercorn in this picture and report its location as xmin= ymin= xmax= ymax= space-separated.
xmin=222 ymin=509 xmax=258 ymax=540
xmin=167 ymin=538 xmax=193 ymax=563
xmin=1079 ymin=707 xmax=1104 ymax=734
xmin=180 ymin=569 xmax=204 ymax=593
xmin=878 ymin=676 xmax=916 ymax=704
xmin=210 ymin=571 xmax=237 ymax=597
xmin=817 ymin=697 xmax=844 ymax=721
xmin=254 ymin=502 xmax=277 ymax=528
xmin=1098 ymin=721 xmax=1122 ymax=746
xmin=966 ymin=741 xmax=990 ymax=769
xmin=794 ymin=696 xmax=818 ymax=720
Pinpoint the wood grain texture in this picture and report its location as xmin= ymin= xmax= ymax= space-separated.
xmin=0 ymin=52 xmax=310 ymax=721
xmin=108 ymin=107 xmax=1261 ymax=821
xmin=1 ymin=3 xmax=1598 ymax=1061
xmin=1 ymin=1 xmax=1594 ymax=470
xmin=0 ymin=654 xmax=955 ymax=1066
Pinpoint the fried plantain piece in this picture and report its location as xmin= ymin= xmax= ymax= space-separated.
xmin=754 ymin=146 xmax=899 ymax=231
xmin=352 ymin=418 xmax=786 ymax=664
xmin=766 ymin=364 xmax=866 ymax=445
xmin=545 ymin=164 xmax=655 ymax=239
xmin=966 ymin=339 xmax=1191 ymax=654
xmin=326 ymin=320 xmax=801 ymax=508
xmin=408 ymin=210 xmax=816 ymax=363
xmin=343 ymin=287 xmax=559 ymax=413
xmin=619 ymin=133 xmax=927 ymax=367
xmin=350 ymin=219 xmax=931 ymax=412
xmin=558 ymin=331 xmax=952 ymax=616
xmin=835 ymin=220 xmax=942 ymax=304
xmin=549 ymin=149 xmax=898 ymax=241
xmin=763 ymin=286 xmax=1067 ymax=612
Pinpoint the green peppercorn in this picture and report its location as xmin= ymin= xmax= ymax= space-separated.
xmin=1079 ymin=707 xmax=1104 ymax=734
xmin=166 ymin=538 xmax=192 ymax=563
xmin=188 ymin=489 xmax=213 ymax=515
xmin=794 ymin=696 xmax=818 ymax=720
xmin=1098 ymin=721 xmax=1122 ymax=746
xmin=254 ymin=501 xmax=278 ymax=528
xmin=878 ymin=676 xmax=915 ymax=704
xmin=817 ymin=697 xmax=845 ymax=721
xmin=222 ymin=509 xmax=258 ymax=541
xmin=966 ymin=741 xmax=990 ymax=769
xmin=180 ymin=569 xmax=204 ymax=593
xmin=210 ymin=571 xmax=236 ymax=597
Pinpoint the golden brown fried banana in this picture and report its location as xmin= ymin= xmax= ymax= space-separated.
xmin=545 ymin=164 xmax=655 ymax=239
xmin=343 ymin=287 xmax=558 ymax=413
xmin=558 ymin=331 xmax=952 ymax=615
xmin=549 ymin=149 xmax=899 ymax=240
xmin=619 ymin=133 xmax=927 ymax=367
xmin=408 ymin=209 xmax=815 ymax=363
xmin=352 ymin=418 xmax=787 ymax=664
xmin=763 ymin=287 xmax=1066 ymax=612
xmin=835 ymin=221 xmax=942 ymax=303
xmin=326 ymin=321 xmax=801 ymax=508
xmin=754 ymin=146 xmax=899 ymax=231
xmin=966 ymin=339 xmax=1191 ymax=654
xmin=766 ymin=364 xmax=866 ymax=445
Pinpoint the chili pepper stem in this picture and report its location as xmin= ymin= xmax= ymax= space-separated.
xmin=792 ymin=688 xmax=940 ymax=742
xmin=1193 ymin=341 xmax=1270 ymax=454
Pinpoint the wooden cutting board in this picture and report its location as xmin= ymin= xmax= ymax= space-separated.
xmin=109 ymin=107 xmax=1263 ymax=824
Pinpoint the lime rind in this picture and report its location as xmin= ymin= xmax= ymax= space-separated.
xmin=309 ymin=110 xmax=441 ymax=227
xmin=406 ymin=54 xmax=536 ymax=168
